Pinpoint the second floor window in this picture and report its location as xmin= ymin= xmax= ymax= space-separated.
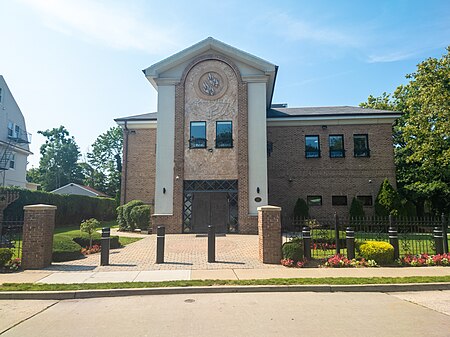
xmin=329 ymin=135 xmax=345 ymax=158
xmin=189 ymin=121 xmax=207 ymax=148
xmin=354 ymin=134 xmax=370 ymax=157
xmin=216 ymin=121 xmax=233 ymax=148
xmin=7 ymin=122 xmax=14 ymax=137
xmin=305 ymin=135 xmax=320 ymax=158
xmin=0 ymin=87 xmax=3 ymax=103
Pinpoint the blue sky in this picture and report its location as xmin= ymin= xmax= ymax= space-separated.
xmin=1 ymin=0 xmax=449 ymax=168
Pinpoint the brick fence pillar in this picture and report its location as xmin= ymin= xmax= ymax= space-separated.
xmin=258 ymin=205 xmax=282 ymax=264
xmin=22 ymin=204 xmax=57 ymax=269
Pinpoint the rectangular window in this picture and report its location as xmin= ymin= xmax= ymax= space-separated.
xmin=14 ymin=125 xmax=20 ymax=138
xmin=305 ymin=135 xmax=320 ymax=158
xmin=357 ymin=195 xmax=373 ymax=206
xmin=0 ymin=87 xmax=2 ymax=103
xmin=332 ymin=196 xmax=347 ymax=206
xmin=215 ymin=121 xmax=233 ymax=148
xmin=189 ymin=121 xmax=207 ymax=148
xmin=354 ymin=134 xmax=370 ymax=157
xmin=9 ymin=153 xmax=15 ymax=169
xmin=329 ymin=135 xmax=345 ymax=158
xmin=7 ymin=121 xmax=14 ymax=137
xmin=307 ymin=195 xmax=322 ymax=206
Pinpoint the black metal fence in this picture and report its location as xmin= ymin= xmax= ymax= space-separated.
xmin=282 ymin=214 xmax=449 ymax=259
xmin=0 ymin=218 xmax=24 ymax=259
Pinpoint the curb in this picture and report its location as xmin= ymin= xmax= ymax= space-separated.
xmin=1 ymin=282 xmax=449 ymax=300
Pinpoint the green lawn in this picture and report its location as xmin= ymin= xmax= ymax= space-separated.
xmin=1 ymin=276 xmax=449 ymax=292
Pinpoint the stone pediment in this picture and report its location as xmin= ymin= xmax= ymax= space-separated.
xmin=143 ymin=37 xmax=277 ymax=108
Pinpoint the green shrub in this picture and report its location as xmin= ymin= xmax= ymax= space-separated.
xmin=80 ymin=218 xmax=100 ymax=248
xmin=399 ymin=200 xmax=417 ymax=217
xmin=0 ymin=248 xmax=13 ymax=267
xmin=293 ymin=198 xmax=309 ymax=218
xmin=282 ymin=239 xmax=304 ymax=262
xmin=375 ymin=179 xmax=402 ymax=216
xmin=349 ymin=197 xmax=365 ymax=218
xmin=116 ymin=205 xmax=126 ymax=231
xmin=359 ymin=241 xmax=394 ymax=265
xmin=72 ymin=233 xmax=120 ymax=249
xmin=123 ymin=200 xmax=145 ymax=230
xmin=1 ymin=187 xmax=116 ymax=227
xmin=52 ymin=235 xmax=84 ymax=262
xmin=130 ymin=205 xmax=151 ymax=230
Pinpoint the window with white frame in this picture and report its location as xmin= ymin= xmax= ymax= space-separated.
xmin=7 ymin=121 xmax=14 ymax=137
xmin=9 ymin=153 xmax=15 ymax=169
xmin=0 ymin=87 xmax=3 ymax=103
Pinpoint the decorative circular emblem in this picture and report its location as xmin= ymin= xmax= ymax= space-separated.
xmin=195 ymin=70 xmax=228 ymax=100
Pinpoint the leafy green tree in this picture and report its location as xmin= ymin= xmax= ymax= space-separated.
xmin=87 ymin=127 xmax=123 ymax=199
xmin=375 ymin=179 xmax=402 ymax=216
xmin=37 ymin=126 xmax=83 ymax=191
xmin=80 ymin=218 xmax=100 ymax=249
xmin=349 ymin=197 xmax=365 ymax=218
xmin=293 ymin=198 xmax=309 ymax=218
xmin=361 ymin=47 xmax=450 ymax=214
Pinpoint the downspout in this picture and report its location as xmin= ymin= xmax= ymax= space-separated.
xmin=122 ymin=121 xmax=129 ymax=204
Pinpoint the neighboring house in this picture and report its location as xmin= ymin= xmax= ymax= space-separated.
xmin=0 ymin=76 xmax=32 ymax=188
xmin=115 ymin=37 xmax=401 ymax=234
xmin=51 ymin=183 xmax=110 ymax=198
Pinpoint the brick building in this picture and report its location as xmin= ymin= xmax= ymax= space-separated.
xmin=115 ymin=37 xmax=401 ymax=234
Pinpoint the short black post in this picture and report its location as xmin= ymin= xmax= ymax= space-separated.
xmin=334 ymin=213 xmax=340 ymax=255
xmin=433 ymin=227 xmax=444 ymax=255
xmin=100 ymin=227 xmax=110 ymax=266
xmin=208 ymin=225 xmax=215 ymax=263
xmin=302 ymin=226 xmax=311 ymax=260
xmin=346 ymin=227 xmax=355 ymax=260
xmin=156 ymin=226 xmax=165 ymax=264
xmin=389 ymin=227 xmax=399 ymax=260
xmin=442 ymin=213 xmax=448 ymax=254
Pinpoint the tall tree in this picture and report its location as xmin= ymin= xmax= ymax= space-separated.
xmin=87 ymin=127 xmax=123 ymax=198
xmin=37 ymin=126 xmax=82 ymax=191
xmin=361 ymin=47 xmax=450 ymax=214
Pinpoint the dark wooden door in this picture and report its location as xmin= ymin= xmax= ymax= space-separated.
xmin=191 ymin=192 xmax=229 ymax=233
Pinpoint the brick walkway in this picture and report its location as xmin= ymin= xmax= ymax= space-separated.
xmin=46 ymin=234 xmax=283 ymax=272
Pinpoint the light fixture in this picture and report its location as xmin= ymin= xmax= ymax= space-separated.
xmin=256 ymin=187 xmax=260 ymax=193
xmin=321 ymin=125 xmax=327 ymax=129
xmin=163 ymin=188 xmax=166 ymax=194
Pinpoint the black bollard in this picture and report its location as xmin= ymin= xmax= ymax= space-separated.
xmin=208 ymin=225 xmax=215 ymax=263
xmin=346 ymin=227 xmax=355 ymax=260
xmin=388 ymin=227 xmax=399 ymax=260
xmin=100 ymin=227 xmax=110 ymax=266
xmin=442 ymin=213 xmax=448 ymax=254
xmin=433 ymin=227 xmax=444 ymax=255
xmin=156 ymin=226 xmax=165 ymax=264
xmin=302 ymin=226 xmax=311 ymax=260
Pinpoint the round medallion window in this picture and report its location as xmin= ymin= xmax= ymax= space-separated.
xmin=194 ymin=69 xmax=228 ymax=100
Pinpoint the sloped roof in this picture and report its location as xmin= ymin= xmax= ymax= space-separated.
xmin=115 ymin=112 xmax=157 ymax=122
xmin=51 ymin=183 xmax=110 ymax=197
xmin=267 ymin=106 xmax=402 ymax=118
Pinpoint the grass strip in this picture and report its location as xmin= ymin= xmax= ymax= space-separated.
xmin=1 ymin=276 xmax=449 ymax=292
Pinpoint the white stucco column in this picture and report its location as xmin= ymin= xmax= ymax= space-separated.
xmin=154 ymin=85 xmax=175 ymax=214
xmin=248 ymin=81 xmax=268 ymax=215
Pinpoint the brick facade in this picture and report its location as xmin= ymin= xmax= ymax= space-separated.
xmin=267 ymin=123 xmax=397 ymax=220
xmin=21 ymin=204 xmax=57 ymax=269
xmin=258 ymin=205 xmax=282 ymax=263
xmin=121 ymin=128 xmax=157 ymax=205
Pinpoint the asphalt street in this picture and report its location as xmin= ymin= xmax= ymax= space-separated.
xmin=1 ymin=291 xmax=449 ymax=337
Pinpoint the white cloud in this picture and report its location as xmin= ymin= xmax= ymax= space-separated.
xmin=367 ymin=50 xmax=419 ymax=63
xmin=265 ymin=12 xmax=361 ymax=48
xmin=19 ymin=0 xmax=182 ymax=54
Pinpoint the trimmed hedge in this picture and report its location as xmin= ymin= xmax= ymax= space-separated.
xmin=52 ymin=235 xmax=84 ymax=262
xmin=282 ymin=238 xmax=304 ymax=262
xmin=0 ymin=248 xmax=13 ymax=267
xmin=1 ymin=187 xmax=116 ymax=227
xmin=359 ymin=241 xmax=394 ymax=265
xmin=130 ymin=205 xmax=151 ymax=230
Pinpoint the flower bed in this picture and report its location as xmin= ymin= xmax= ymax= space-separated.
xmin=398 ymin=253 xmax=450 ymax=267
xmin=321 ymin=254 xmax=378 ymax=268
xmin=81 ymin=244 xmax=101 ymax=255
xmin=280 ymin=258 xmax=307 ymax=268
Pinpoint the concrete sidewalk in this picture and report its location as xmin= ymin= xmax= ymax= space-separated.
xmin=1 ymin=266 xmax=450 ymax=284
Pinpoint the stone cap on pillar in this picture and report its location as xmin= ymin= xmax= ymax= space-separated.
xmin=257 ymin=205 xmax=281 ymax=212
xmin=23 ymin=204 xmax=57 ymax=211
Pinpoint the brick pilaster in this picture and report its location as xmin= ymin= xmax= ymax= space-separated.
xmin=258 ymin=205 xmax=282 ymax=264
xmin=21 ymin=204 xmax=57 ymax=269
